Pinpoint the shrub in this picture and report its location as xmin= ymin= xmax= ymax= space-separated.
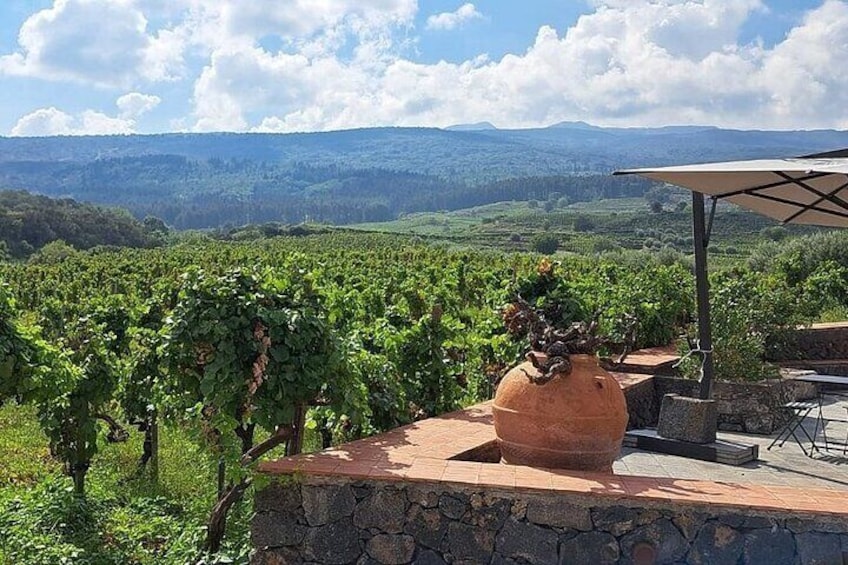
xmin=573 ymin=215 xmax=594 ymax=232
xmin=761 ymin=226 xmax=788 ymax=241
xmin=530 ymin=234 xmax=559 ymax=255
xmin=775 ymin=231 xmax=848 ymax=286
xmin=680 ymin=270 xmax=816 ymax=382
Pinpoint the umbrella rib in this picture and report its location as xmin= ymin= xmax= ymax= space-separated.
xmin=717 ymin=171 xmax=831 ymax=199
xmin=773 ymin=171 xmax=848 ymax=211
xmin=781 ymin=177 xmax=848 ymax=223
xmin=738 ymin=191 xmax=848 ymax=221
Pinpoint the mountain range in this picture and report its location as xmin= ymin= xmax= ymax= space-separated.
xmin=0 ymin=123 xmax=846 ymax=229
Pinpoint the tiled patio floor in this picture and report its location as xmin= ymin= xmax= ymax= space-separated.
xmin=616 ymin=395 xmax=848 ymax=490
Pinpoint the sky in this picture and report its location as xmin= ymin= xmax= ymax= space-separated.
xmin=0 ymin=0 xmax=846 ymax=136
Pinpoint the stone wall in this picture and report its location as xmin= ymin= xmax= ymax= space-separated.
xmin=766 ymin=326 xmax=848 ymax=363
xmin=252 ymin=477 xmax=848 ymax=565
xmin=653 ymin=376 xmax=817 ymax=434
xmin=621 ymin=377 xmax=656 ymax=430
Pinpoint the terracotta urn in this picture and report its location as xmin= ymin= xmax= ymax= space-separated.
xmin=492 ymin=353 xmax=628 ymax=472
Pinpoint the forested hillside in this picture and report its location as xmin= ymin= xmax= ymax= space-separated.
xmin=0 ymin=191 xmax=162 ymax=258
xmin=1 ymin=124 xmax=846 ymax=229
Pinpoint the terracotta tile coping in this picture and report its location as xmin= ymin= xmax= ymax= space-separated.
xmin=608 ymin=372 xmax=654 ymax=389
xmin=260 ymin=374 xmax=848 ymax=518
xmin=810 ymin=321 xmax=848 ymax=330
xmin=614 ymin=345 xmax=680 ymax=368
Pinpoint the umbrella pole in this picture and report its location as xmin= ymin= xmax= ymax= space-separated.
xmin=692 ymin=192 xmax=715 ymax=399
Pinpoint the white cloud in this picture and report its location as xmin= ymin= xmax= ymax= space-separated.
xmin=0 ymin=0 xmax=162 ymax=87
xmin=426 ymin=3 xmax=483 ymax=31
xmin=10 ymin=107 xmax=135 ymax=136
xmin=4 ymin=0 xmax=848 ymax=133
xmin=0 ymin=0 xmax=190 ymax=87
xmin=11 ymin=92 xmax=162 ymax=136
xmin=220 ymin=0 xmax=417 ymax=40
xmin=10 ymin=108 xmax=75 ymax=137
xmin=117 ymin=92 xmax=162 ymax=119
xmin=189 ymin=0 xmax=848 ymax=132
xmin=758 ymin=0 xmax=848 ymax=127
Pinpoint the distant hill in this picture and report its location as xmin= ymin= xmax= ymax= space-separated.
xmin=0 ymin=124 xmax=846 ymax=229
xmin=445 ymin=122 xmax=498 ymax=131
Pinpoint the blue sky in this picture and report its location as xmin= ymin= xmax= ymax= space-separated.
xmin=0 ymin=0 xmax=845 ymax=136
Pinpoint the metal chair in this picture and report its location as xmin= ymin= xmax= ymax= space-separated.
xmin=844 ymin=407 xmax=848 ymax=456
xmin=767 ymin=401 xmax=822 ymax=458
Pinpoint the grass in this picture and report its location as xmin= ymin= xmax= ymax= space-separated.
xmin=0 ymin=403 xmax=250 ymax=565
xmin=348 ymin=197 xmax=826 ymax=260
xmin=0 ymin=404 xmax=58 ymax=486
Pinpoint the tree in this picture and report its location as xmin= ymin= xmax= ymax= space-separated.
xmin=531 ymin=234 xmax=559 ymax=255
xmin=27 ymin=240 xmax=79 ymax=265
xmin=573 ymin=215 xmax=595 ymax=232
xmin=649 ymin=201 xmax=664 ymax=214
xmin=761 ymin=226 xmax=788 ymax=241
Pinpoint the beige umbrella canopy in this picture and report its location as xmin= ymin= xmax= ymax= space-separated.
xmin=616 ymin=148 xmax=848 ymax=227
xmin=614 ymin=148 xmax=848 ymax=399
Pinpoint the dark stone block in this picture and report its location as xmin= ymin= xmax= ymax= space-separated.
xmin=671 ymin=513 xmax=707 ymax=541
xmin=743 ymin=528 xmax=796 ymax=565
xmin=252 ymin=511 xmax=306 ymax=548
xmin=657 ymin=394 xmax=717 ymax=444
xmin=688 ymin=522 xmax=743 ymax=565
xmin=490 ymin=554 xmax=519 ymax=565
xmin=439 ymin=494 xmax=468 ymax=520
xmin=250 ymin=546 xmax=302 ymax=565
xmin=302 ymin=484 xmax=355 ymax=527
xmin=591 ymin=506 xmax=661 ymax=537
xmin=353 ymin=484 xmax=374 ymax=500
xmin=365 ymin=533 xmax=415 ymax=564
xmin=302 ymin=517 xmax=361 ymax=564
xmin=494 ymin=519 xmax=558 ymax=565
xmin=354 ymin=488 xmax=408 ymax=533
xmin=404 ymin=505 xmax=447 ymax=550
xmin=465 ymin=495 xmax=510 ymax=530
xmin=414 ymin=549 xmax=447 ymax=565
xmin=255 ymin=482 xmax=303 ymax=514
xmin=787 ymin=518 xmax=848 ymax=534
xmin=510 ymin=500 xmax=527 ymax=520
xmin=559 ymin=531 xmax=619 ymax=564
xmin=444 ymin=521 xmax=495 ymax=562
xmin=740 ymin=516 xmax=782 ymax=530
xmin=526 ymin=499 xmax=592 ymax=531
xmin=716 ymin=514 xmax=746 ymax=528
xmin=406 ymin=488 xmax=439 ymax=509
xmin=796 ymin=532 xmax=844 ymax=565
xmin=620 ymin=519 xmax=688 ymax=564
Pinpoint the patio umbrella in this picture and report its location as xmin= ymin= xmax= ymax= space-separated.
xmin=614 ymin=148 xmax=848 ymax=400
